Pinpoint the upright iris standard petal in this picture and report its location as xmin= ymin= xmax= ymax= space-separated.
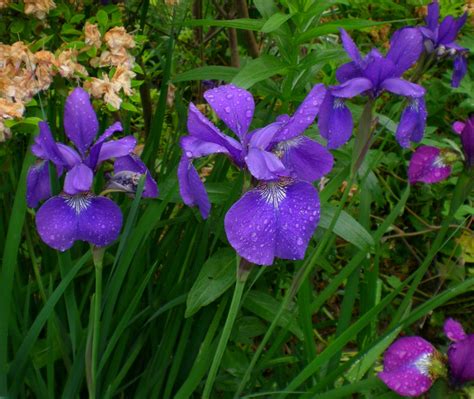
xmin=114 ymin=154 xmax=159 ymax=198
xmin=204 ymin=84 xmax=254 ymax=140
xmin=187 ymin=103 xmax=243 ymax=164
xmin=378 ymin=337 xmax=436 ymax=397
xmin=396 ymin=98 xmax=427 ymax=148
xmin=271 ymin=84 xmax=327 ymax=142
xmin=438 ymin=14 xmax=467 ymax=45
xmin=64 ymin=163 xmax=94 ymax=195
xmin=386 ymin=28 xmax=423 ymax=77
xmin=77 ymin=197 xmax=123 ymax=247
xmin=408 ymin=146 xmax=451 ymax=184
xmin=447 ymin=335 xmax=474 ymax=387
xmin=36 ymin=194 xmax=122 ymax=251
xmin=87 ymin=121 xmax=126 ymax=168
xmin=277 ymin=137 xmax=334 ymax=182
xmin=460 ymin=116 xmax=474 ymax=167
xmin=178 ymin=156 xmax=211 ymax=219
xmin=426 ymin=1 xmax=440 ymax=32
xmin=26 ymin=161 xmax=52 ymax=208
xmin=318 ymin=94 xmax=353 ymax=149
xmin=444 ymin=318 xmax=467 ymax=342
xmin=224 ymin=179 xmax=320 ymax=266
xmin=63 ymin=88 xmax=99 ymax=156
xmin=452 ymin=55 xmax=467 ymax=88
xmin=339 ymin=29 xmax=363 ymax=66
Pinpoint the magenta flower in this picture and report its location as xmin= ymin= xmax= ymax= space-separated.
xmin=319 ymin=28 xmax=426 ymax=149
xmin=421 ymin=1 xmax=468 ymax=88
xmin=408 ymin=146 xmax=452 ymax=184
xmin=27 ymin=88 xmax=158 ymax=251
xmin=452 ymin=116 xmax=474 ymax=168
xmin=378 ymin=337 xmax=438 ymax=397
xmin=444 ymin=319 xmax=474 ymax=387
xmin=178 ymin=84 xmax=334 ymax=265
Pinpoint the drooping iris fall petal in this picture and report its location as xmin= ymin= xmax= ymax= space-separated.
xmin=36 ymin=194 xmax=122 ymax=251
xmin=408 ymin=146 xmax=451 ymax=184
xmin=224 ymin=180 xmax=320 ymax=265
xmin=378 ymin=337 xmax=437 ymax=397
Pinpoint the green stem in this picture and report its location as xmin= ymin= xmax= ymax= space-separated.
xmin=234 ymin=172 xmax=357 ymax=398
xmin=390 ymin=169 xmax=474 ymax=327
xmin=91 ymin=248 xmax=105 ymax=399
xmin=202 ymin=260 xmax=249 ymax=399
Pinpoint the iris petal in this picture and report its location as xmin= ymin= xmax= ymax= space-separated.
xmin=177 ymin=156 xmax=210 ymax=219
xmin=279 ymin=137 xmax=334 ymax=182
xmin=36 ymin=194 xmax=123 ymax=251
xmin=187 ymin=103 xmax=243 ymax=164
xmin=444 ymin=318 xmax=467 ymax=342
xmin=271 ymin=84 xmax=327 ymax=142
xmin=77 ymin=196 xmax=123 ymax=247
xmin=452 ymin=54 xmax=467 ymax=88
xmin=26 ymin=161 xmax=52 ymax=208
xmin=245 ymin=147 xmax=288 ymax=181
xmin=378 ymin=337 xmax=435 ymax=397
xmin=386 ymin=28 xmax=423 ymax=77
xmin=36 ymin=196 xmax=78 ymax=251
xmin=318 ymin=93 xmax=353 ymax=149
xmin=408 ymin=146 xmax=451 ymax=184
xmin=63 ymin=88 xmax=99 ymax=156
xmin=64 ymin=163 xmax=94 ymax=195
xmin=224 ymin=180 xmax=320 ymax=265
xmin=114 ymin=154 xmax=159 ymax=198
xmin=203 ymin=84 xmax=254 ymax=140
xmin=396 ymin=98 xmax=427 ymax=148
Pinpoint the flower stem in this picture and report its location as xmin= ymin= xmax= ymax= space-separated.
xmin=91 ymin=247 xmax=105 ymax=399
xmin=352 ymin=98 xmax=375 ymax=175
xmin=202 ymin=258 xmax=249 ymax=399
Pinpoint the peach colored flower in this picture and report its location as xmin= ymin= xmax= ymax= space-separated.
xmin=24 ymin=0 xmax=56 ymax=19
xmin=85 ymin=22 xmax=102 ymax=48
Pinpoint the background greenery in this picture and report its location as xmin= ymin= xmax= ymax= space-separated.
xmin=0 ymin=0 xmax=473 ymax=397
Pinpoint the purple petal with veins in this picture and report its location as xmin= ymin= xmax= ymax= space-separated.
xmin=36 ymin=194 xmax=122 ymax=251
xmin=224 ymin=179 xmax=320 ymax=265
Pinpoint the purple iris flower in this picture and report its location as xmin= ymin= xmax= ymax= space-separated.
xmin=178 ymin=84 xmax=334 ymax=265
xmin=378 ymin=336 xmax=439 ymax=397
xmin=421 ymin=1 xmax=468 ymax=88
xmin=452 ymin=116 xmax=474 ymax=168
xmin=319 ymin=28 xmax=426 ymax=149
xmin=407 ymin=116 xmax=474 ymax=184
xmin=408 ymin=146 xmax=452 ymax=184
xmin=27 ymin=87 xmax=157 ymax=251
xmin=444 ymin=318 xmax=474 ymax=387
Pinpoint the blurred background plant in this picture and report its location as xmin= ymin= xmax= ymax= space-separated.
xmin=0 ymin=0 xmax=473 ymax=398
